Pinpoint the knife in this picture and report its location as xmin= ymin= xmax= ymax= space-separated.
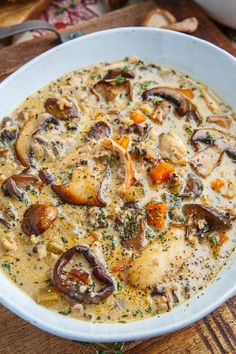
xmin=0 ymin=20 xmax=84 ymax=43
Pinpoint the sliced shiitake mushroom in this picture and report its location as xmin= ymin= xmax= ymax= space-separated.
xmin=2 ymin=173 xmax=39 ymax=200
xmin=183 ymin=204 xmax=232 ymax=237
xmin=44 ymin=98 xmax=78 ymax=120
xmin=116 ymin=208 xmax=146 ymax=250
xmin=53 ymin=245 xmax=114 ymax=304
xmin=207 ymin=115 xmax=232 ymax=129
xmin=180 ymin=172 xmax=203 ymax=197
xmin=0 ymin=218 xmax=11 ymax=229
xmin=1 ymin=117 xmax=18 ymax=140
xmin=142 ymin=87 xmax=201 ymax=123
xmin=38 ymin=168 xmax=55 ymax=185
xmin=99 ymin=138 xmax=134 ymax=193
xmin=52 ymin=159 xmax=109 ymax=206
xmin=86 ymin=121 xmax=111 ymax=140
xmin=15 ymin=113 xmax=55 ymax=167
xmin=104 ymin=68 xmax=135 ymax=80
xmin=21 ymin=204 xmax=58 ymax=236
xmin=92 ymin=80 xmax=132 ymax=101
xmin=142 ymin=87 xmax=189 ymax=116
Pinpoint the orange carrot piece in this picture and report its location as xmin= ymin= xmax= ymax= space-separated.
xmin=112 ymin=135 xmax=130 ymax=150
xmin=149 ymin=162 xmax=174 ymax=184
xmin=130 ymin=111 xmax=146 ymax=124
xmin=220 ymin=234 xmax=229 ymax=244
xmin=146 ymin=202 xmax=167 ymax=229
xmin=68 ymin=269 xmax=90 ymax=284
xmin=89 ymin=231 xmax=99 ymax=241
xmin=112 ymin=258 xmax=129 ymax=273
xmin=177 ymin=88 xmax=194 ymax=100
xmin=211 ymin=178 xmax=224 ymax=192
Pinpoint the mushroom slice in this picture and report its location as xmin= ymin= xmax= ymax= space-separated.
xmin=180 ymin=172 xmax=203 ymax=197
xmin=38 ymin=168 xmax=55 ymax=185
xmin=2 ymin=173 xmax=39 ymax=200
xmin=44 ymin=98 xmax=78 ymax=120
xmin=207 ymin=115 xmax=232 ymax=129
xmin=15 ymin=113 xmax=54 ymax=167
xmin=126 ymin=227 xmax=193 ymax=289
xmin=163 ymin=17 xmax=199 ymax=34
xmin=183 ymin=204 xmax=232 ymax=236
xmin=190 ymin=145 xmax=224 ymax=177
xmin=116 ymin=208 xmax=146 ymax=250
xmin=87 ymin=121 xmax=111 ymax=140
xmin=191 ymin=127 xmax=236 ymax=162
xmin=0 ymin=218 xmax=11 ymax=229
xmin=191 ymin=127 xmax=236 ymax=149
xmin=92 ymin=80 xmax=132 ymax=101
xmin=104 ymin=68 xmax=135 ymax=80
xmin=142 ymin=87 xmax=190 ymax=116
xmin=141 ymin=8 xmax=176 ymax=28
xmin=1 ymin=117 xmax=18 ymax=140
xmin=53 ymin=245 xmax=114 ymax=304
xmin=52 ymin=159 xmax=109 ymax=206
xmin=159 ymin=131 xmax=188 ymax=164
xmin=151 ymin=100 xmax=171 ymax=123
xmin=99 ymin=138 xmax=134 ymax=193
xmin=21 ymin=204 xmax=58 ymax=236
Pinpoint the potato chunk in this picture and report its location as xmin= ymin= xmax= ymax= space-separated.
xmin=126 ymin=227 xmax=193 ymax=289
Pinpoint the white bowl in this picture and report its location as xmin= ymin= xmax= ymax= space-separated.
xmin=0 ymin=27 xmax=236 ymax=342
xmin=195 ymin=0 xmax=236 ymax=29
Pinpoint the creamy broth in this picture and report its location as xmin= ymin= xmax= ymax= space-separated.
xmin=0 ymin=57 xmax=235 ymax=323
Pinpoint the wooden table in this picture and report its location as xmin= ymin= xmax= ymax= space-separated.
xmin=0 ymin=1 xmax=235 ymax=353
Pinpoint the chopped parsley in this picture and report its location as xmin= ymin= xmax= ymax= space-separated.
xmin=115 ymin=75 xmax=126 ymax=84
xmin=2 ymin=260 xmax=12 ymax=272
xmin=209 ymin=235 xmax=220 ymax=246
xmin=61 ymin=237 xmax=68 ymax=244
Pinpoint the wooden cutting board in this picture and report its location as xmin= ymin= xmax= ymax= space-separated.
xmin=0 ymin=0 xmax=52 ymax=27
xmin=0 ymin=1 xmax=235 ymax=353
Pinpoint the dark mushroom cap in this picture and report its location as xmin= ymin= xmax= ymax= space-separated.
xmin=86 ymin=121 xmax=111 ymax=141
xmin=142 ymin=87 xmax=190 ymax=116
xmin=44 ymin=98 xmax=78 ymax=120
xmin=53 ymin=245 xmax=114 ymax=304
xmin=104 ymin=68 xmax=135 ymax=80
xmin=92 ymin=80 xmax=132 ymax=101
xmin=2 ymin=173 xmax=39 ymax=201
xmin=183 ymin=204 xmax=232 ymax=235
xmin=1 ymin=117 xmax=18 ymax=140
xmin=180 ymin=173 xmax=203 ymax=197
xmin=21 ymin=204 xmax=58 ymax=236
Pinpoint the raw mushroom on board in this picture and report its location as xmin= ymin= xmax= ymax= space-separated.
xmin=142 ymin=8 xmax=199 ymax=34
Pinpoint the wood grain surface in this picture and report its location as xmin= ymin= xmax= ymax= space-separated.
xmin=0 ymin=0 xmax=53 ymax=27
xmin=0 ymin=1 xmax=235 ymax=353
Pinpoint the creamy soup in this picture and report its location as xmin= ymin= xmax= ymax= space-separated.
xmin=0 ymin=57 xmax=235 ymax=323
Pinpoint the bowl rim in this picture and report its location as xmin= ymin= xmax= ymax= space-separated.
xmin=0 ymin=26 xmax=235 ymax=343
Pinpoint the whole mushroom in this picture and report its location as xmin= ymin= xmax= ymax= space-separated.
xmin=21 ymin=204 xmax=58 ymax=236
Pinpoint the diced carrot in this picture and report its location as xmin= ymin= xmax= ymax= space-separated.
xmin=146 ymin=202 xmax=167 ymax=229
xmin=220 ymin=234 xmax=229 ymax=244
xmin=89 ymin=231 xmax=99 ymax=241
xmin=130 ymin=111 xmax=146 ymax=124
xmin=211 ymin=178 xmax=224 ymax=192
xmin=111 ymin=258 xmax=129 ymax=273
xmin=112 ymin=135 xmax=130 ymax=150
xmin=212 ymin=245 xmax=221 ymax=257
xmin=68 ymin=269 xmax=90 ymax=284
xmin=149 ymin=162 xmax=174 ymax=184
xmin=177 ymin=88 xmax=194 ymax=100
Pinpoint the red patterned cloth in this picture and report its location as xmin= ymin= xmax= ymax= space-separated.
xmin=40 ymin=0 xmax=100 ymax=30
